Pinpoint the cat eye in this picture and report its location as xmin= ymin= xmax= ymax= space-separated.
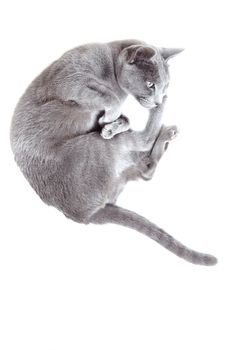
xmin=146 ymin=81 xmax=155 ymax=89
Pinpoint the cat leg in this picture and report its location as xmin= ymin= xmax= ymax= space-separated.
xmin=63 ymin=79 xmax=123 ymax=118
xmin=99 ymin=105 xmax=130 ymax=140
xmin=126 ymin=96 xmax=167 ymax=151
xmin=82 ymin=81 xmax=122 ymax=111
xmin=101 ymin=95 xmax=167 ymax=141
xmin=100 ymin=115 xmax=130 ymax=139
xmin=140 ymin=125 xmax=179 ymax=180
xmin=98 ymin=105 xmax=122 ymax=125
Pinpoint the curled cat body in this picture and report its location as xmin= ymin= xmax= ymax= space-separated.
xmin=10 ymin=40 xmax=217 ymax=265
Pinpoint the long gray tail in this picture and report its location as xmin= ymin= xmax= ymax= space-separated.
xmin=90 ymin=204 xmax=217 ymax=266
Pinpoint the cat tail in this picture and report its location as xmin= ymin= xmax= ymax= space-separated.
xmin=90 ymin=204 xmax=217 ymax=266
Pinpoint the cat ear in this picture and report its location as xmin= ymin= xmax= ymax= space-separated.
xmin=160 ymin=48 xmax=184 ymax=62
xmin=128 ymin=46 xmax=156 ymax=64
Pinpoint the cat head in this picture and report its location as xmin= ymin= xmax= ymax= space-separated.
xmin=117 ymin=44 xmax=183 ymax=108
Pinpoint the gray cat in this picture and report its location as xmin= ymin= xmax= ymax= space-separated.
xmin=10 ymin=40 xmax=217 ymax=265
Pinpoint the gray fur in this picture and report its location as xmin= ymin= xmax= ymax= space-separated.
xmin=10 ymin=40 xmax=217 ymax=266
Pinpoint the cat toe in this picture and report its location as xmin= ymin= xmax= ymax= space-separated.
xmin=163 ymin=125 xmax=179 ymax=141
xmin=169 ymin=126 xmax=179 ymax=139
xmin=101 ymin=126 xmax=114 ymax=139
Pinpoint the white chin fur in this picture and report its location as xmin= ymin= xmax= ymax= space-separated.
xmin=139 ymin=98 xmax=156 ymax=108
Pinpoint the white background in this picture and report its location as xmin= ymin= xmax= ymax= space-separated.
xmin=1 ymin=1 xmax=233 ymax=349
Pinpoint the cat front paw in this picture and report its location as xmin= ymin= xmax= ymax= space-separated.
xmin=100 ymin=116 xmax=130 ymax=140
xmin=101 ymin=124 xmax=114 ymax=139
xmin=99 ymin=105 xmax=122 ymax=125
